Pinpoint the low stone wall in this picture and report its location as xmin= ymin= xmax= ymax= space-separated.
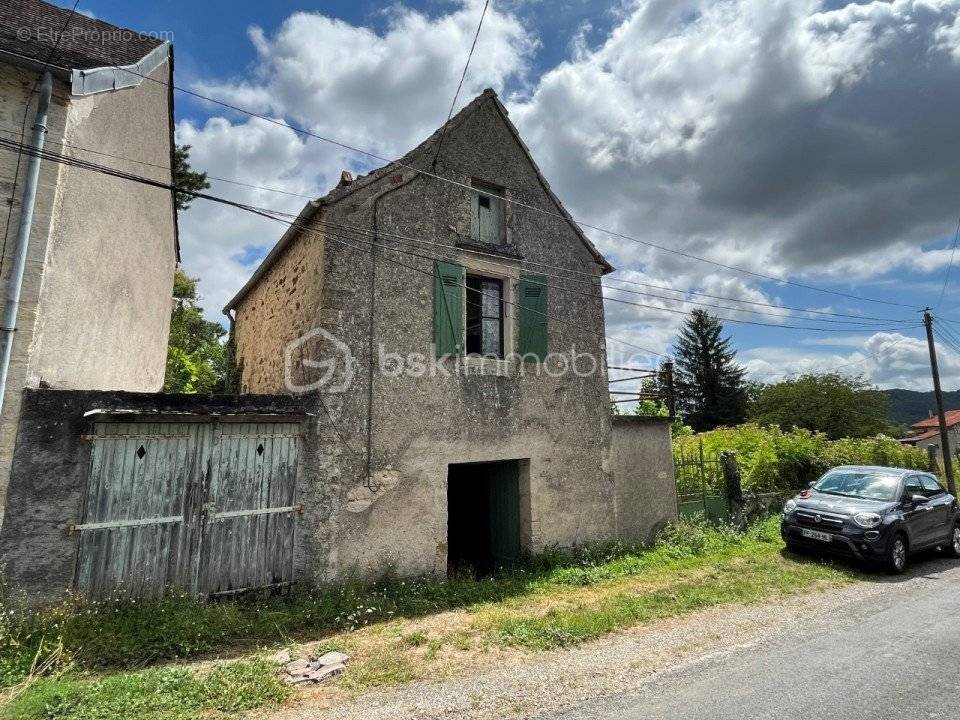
xmin=0 ymin=388 xmax=320 ymax=602
xmin=610 ymin=416 xmax=678 ymax=545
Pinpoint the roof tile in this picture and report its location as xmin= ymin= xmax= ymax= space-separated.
xmin=0 ymin=0 xmax=162 ymax=72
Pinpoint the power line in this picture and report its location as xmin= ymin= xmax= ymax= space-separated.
xmin=934 ymin=327 xmax=960 ymax=356
xmin=0 ymin=121 xmax=919 ymax=324
xmin=0 ymin=0 xmax=81 ymax=276
xmin=431 ymin=0 xmax=490 ymax=170
xmin=313 ymin=219 xmax=916 ymax=334
xmin=0 ymin=125 xmax=317 ymax=200
xmin=0 ymin=134 xmax=920 ymax=374
xmin=0 ymin=135 xmax=666 ymax=360
xmin=938 ymin=216 xmax=960 ymax=309
xmin=253 ymin=205 xmax=915 ymax=327
xmin=0 ymin=132 xmax=911 ymax=337
xmin=94 ymin=60 xmax=919 ymax=310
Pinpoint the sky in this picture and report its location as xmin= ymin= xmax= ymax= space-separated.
xmin=59 ymin=0 xmax=960 ymax=392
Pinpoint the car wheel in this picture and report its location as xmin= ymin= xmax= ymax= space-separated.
xmin=886 ymin=533 xmax=908 ymax=574
xmin=944 ymin=524 xmax=960 ymax=559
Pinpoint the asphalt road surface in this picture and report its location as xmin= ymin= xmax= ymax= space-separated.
xmin=542 ymin=556 xmax=960 ymax=720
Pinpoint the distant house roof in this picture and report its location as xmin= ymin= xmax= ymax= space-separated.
xmin=0 ymin=0 xmax=163 ymax=73
xmin=911 ymin=410 xmax=960 ymax=430
xmin=900 ymin=428 xmax=939 ymax=445
xmin=224 ymin=88 xmax=613 ymax=312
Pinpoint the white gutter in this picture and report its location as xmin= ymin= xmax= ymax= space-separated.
xmin=0 ymin=71 xmax=53 ymax=415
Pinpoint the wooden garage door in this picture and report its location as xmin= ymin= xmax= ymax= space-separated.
xmin=73 ymin=419 xmax=301 ymax=599
xmin=197 ymin=422 xmax=301 ymax=596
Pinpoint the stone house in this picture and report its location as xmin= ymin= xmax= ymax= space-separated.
xmin=0 ymin=0 xmax=177 ymax=519
xmin=225 ymin=89 xmax=675 ymax=580
xmin=900 ymin=410 xmax=960 ymax=462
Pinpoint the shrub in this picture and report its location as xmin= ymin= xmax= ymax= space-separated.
xmin=675 ymin=424 xmax=929 ymax=495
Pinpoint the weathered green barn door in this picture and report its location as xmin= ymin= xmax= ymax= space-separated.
xmin=73 ymin=419 xmax=301 ymax=599
xmin=73 ymin=422 xmax=204 ymax=599
xmin=488 ymin=462 xmax=520 ymax=570
xmin=196 ymin=421 xmax=301 ymax=596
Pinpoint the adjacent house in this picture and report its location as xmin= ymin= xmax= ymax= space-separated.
xmin=225 ymin=89 xmax=674 ymax=580
xmin=900 ymin=410 xmax=960 ymax=461
xmin=0 ymin=0 xmax=177 ymax=519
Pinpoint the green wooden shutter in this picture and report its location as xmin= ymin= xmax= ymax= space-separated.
xmin=433 ymin=261 xmax=464 ymax=357
xmin=518 ymin=273 xmax=548 ymax=361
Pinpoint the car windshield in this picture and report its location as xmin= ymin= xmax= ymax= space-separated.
xmin=813 ymin=470 xmax=901 ymax=501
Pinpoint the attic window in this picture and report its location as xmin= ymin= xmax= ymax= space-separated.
xmin=471 ymin=180 xmax=504 ymax=244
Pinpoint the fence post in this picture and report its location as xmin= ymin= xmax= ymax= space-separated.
xmin=928 ymin=445 xmax=940 ymax=475
xmin=722 ymin=451 xmax=744 ymax=528
xmin=662 ymin=361 xmax=675 ymax=418
xmin=698 ymin=437 xmax=708 ymax=519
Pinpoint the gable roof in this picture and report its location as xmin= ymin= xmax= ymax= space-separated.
xmin=911 ymin=410 xmax=960 ymax=429
xmin=225 ymin=89 xmax=613 ymax=312
xmin=0 ymin=0 xmax=163 ymax=73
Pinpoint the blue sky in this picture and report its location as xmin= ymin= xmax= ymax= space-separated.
xmin=59 ymin=0 xmax=960 ymax=391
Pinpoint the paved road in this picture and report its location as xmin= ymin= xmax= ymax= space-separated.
xmin=542 ymin=557 xmax=960 ymax=720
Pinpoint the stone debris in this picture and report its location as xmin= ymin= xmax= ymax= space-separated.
xmin=271 ymin=649 xmax=292 ymax=666
xmin=283 ymin=651 xmax=351 ymax=685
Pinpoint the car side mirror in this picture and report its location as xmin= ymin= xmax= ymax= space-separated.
xmin=908 ymin=494 xmax=929 ymax=506
xmin=807 ymin=481 xmax=816 ymax=489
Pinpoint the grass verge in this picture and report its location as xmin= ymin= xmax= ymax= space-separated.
xmin=2 ymin=516 xmax=859 ymax=719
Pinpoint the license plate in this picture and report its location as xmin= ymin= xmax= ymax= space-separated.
xmin=801 ymin=528 xmax=832 ymax=543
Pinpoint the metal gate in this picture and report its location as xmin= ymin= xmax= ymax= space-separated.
xmin=674 ymin=438 xmax=729 ymax=523
xmin=72 ymin=419 xmax=302 ymax=599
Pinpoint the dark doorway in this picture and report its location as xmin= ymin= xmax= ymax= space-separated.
xmin=447 ymin=460 xmax=521 ymax=576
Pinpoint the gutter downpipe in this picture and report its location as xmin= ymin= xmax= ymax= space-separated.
xmin=0 ymin=71 xmax=53 ymax=415
xmin=366 ymin=172 xmax=418 ymax=490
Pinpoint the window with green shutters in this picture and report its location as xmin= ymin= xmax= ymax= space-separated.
xmin=433 ymin=260 xmax=465 ymax=357
xmin=518 ymin=273 xmax=548 ymax=361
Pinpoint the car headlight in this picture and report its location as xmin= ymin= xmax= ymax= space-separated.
xmin=853 ymin=512 xmax=882 ymax=529
xmin=783 ymin=499 xmax=797 ymax=514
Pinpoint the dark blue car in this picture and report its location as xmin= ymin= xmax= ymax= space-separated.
xmin=780 ymin=465 xmax=960 ymax=573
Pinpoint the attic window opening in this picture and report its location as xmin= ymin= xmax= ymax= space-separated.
xmin=471 ymin=180 xmax=504 ymax=244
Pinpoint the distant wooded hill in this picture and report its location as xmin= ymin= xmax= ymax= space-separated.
xmin=884 ymin=389 xmax=960 ymax=427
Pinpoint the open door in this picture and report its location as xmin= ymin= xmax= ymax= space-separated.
xmin=447 ymin=460 xmax=521 ymax=575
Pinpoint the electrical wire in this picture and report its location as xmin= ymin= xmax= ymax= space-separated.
xmin=90 ymin=60 xmax=920 ymax=310
xmin=0 ymin=129 xmax=926 ymax=415
xmin=0 ymin=135 xmax=667 ymax=359
xmin=0 ymin=121 xmax=920 ymax=324
xmin=937 ymin=216 xmax=960 ymax=309
xmin=0 ymin=0 xmax=81 ymax=276
xmin=431 ymin=0 xmax=490 ymax=170
xmin=0 ymin=134 xmax=915 ymax=340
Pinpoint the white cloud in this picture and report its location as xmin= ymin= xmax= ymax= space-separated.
xmin=175 ymin=0 xmax=960 ymax=392
xmin=177 ymin=0 xmax=535 ymax=317
xmin=510 ymin=0 xmax=960 ymax=282
xmin=175 ymin=116 xmax=333 ymax=316
xmin=743 ymin=330 xmax=960 ymax=390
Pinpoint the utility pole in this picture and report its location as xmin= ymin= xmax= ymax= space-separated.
xmin=923 ymin=309 xmax=956 ymax=495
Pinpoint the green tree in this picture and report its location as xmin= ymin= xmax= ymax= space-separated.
xmin=173 ymin=144 xmax=211 ymax=211
xmin=164 ymin=270 xmax=228 ymax=393
xmin=748 ymin=373 xmax=892 ymax=440
xmin=673 ymin=309 xmax=748 ymax=431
